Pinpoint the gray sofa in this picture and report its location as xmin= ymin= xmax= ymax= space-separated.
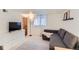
xmin=50 ymin=29 xmax=79 ymax=50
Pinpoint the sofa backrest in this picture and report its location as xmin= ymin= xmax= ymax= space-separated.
xmin=58 ymin=29 xmax=66 ymax=39
xmin=63 ymin=32 xmax=78 ymax=49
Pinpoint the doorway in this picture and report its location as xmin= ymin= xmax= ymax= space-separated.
xmin=22 ymin=17 xmax=28 ymax=36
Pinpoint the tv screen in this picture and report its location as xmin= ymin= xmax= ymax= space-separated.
xmin=9 ymin=22 xmax=21 ymax=32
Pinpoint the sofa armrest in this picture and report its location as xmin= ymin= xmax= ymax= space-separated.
xmin=0 ymin=46 xmax=3 ymax=50
xmin=75 ymin=41 xmax=79 ymax=50
xmin=44 ymin=29 xmax=58 ymax=33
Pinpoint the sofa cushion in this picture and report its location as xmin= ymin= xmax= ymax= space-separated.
xmin=42 ymin=32 xmax=53 ymax=38
xmin=50 ymin=34 xmax=66 ymax=49
xmin=58 ymin=29 xmax=66 ymax=39
xmin=63 ymin=32 xmax=78 ymax=49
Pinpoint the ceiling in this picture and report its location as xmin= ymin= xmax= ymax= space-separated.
xmin=0 ymin=9 xmax=66 ymax=14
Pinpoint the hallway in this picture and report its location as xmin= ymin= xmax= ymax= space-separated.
xmin=16 ymin=36 xmax=49 ymax=50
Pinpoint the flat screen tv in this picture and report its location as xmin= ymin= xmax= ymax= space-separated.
xmin=9 ymin=22 xmax=21 ymax=32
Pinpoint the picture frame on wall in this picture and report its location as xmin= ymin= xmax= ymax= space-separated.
xmin=67 ymin=10 xmax=70 ymax=19
xmin=63 ymin=13 xmax=66 ymax=20
xmin=63 ymin=10 xmax=73 ymax=21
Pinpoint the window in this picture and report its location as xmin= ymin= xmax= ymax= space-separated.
xmin=34 ymin=14 xmax=47 ymax=26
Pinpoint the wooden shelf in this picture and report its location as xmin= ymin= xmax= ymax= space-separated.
xmin=63 ymin=18 xmax=74 ymax=21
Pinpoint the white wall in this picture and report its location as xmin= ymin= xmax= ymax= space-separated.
xmin=61 ymin=9 xmax=79 ymax=37
xmin=2 ymin=9 xmax=79 ymax=38
xmin=47 ymin=14 xmax=62 ymax=30
xmin=0 ymin=12 xmax=25 ymax=49
xmin=0 ymin=9 xmax=65 ymax=36
xmin=32 ymin=9 xmax=79 ymax=38
xmin=30 ymin=13 xmax=63 ymax=36
xmin=0 ymin=12 xmax=22 ymax=34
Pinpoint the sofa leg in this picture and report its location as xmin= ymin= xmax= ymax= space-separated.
xmin=49 ymin=47 xmax=55 ymax=50
xmin=0 ymin=46 xmax=3 ymax=50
